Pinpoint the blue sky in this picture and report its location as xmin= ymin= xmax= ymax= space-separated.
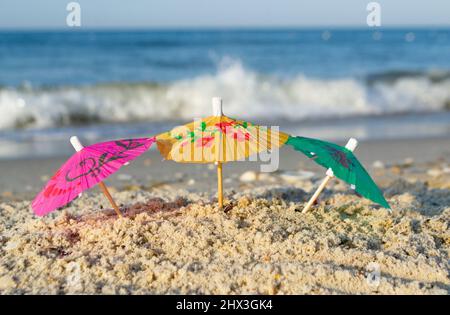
xmin=0 ymin=0 xmax=449 ymax=29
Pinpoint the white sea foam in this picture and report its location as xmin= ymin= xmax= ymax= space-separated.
xmin=0 ymin=60 xmax=449 ymax=130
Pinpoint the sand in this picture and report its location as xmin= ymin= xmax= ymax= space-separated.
xmin=0 ymin=141 xmax=449 ymax=295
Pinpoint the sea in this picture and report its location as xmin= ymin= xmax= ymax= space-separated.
xmin=0 ymin=28 xmax=449 ymax=159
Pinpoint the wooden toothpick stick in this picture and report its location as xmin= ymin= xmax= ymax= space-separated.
xmin=98 ymin=181 xmax=123 ymax=217
xmin=302 ymin=174 xmax=332 ymax=213
xmin=212 ymin=97 xmax=224 ymax=210
xmin=302 ymin=138 xmax=358 ymax=213
xmin=70 ymin=136 xmax=123 ymax=217
xmin=217 ymin=161 xmax=224 ymax=209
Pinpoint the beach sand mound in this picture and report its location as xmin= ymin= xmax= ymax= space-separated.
xmin=0 ymin=181 xmax=449 ymax=294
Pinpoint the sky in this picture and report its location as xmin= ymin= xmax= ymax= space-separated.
xmin=0 ymin=0 xmax=449 ymax=29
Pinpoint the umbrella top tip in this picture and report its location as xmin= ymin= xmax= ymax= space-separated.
xmin=70 ymin=136 xmax=84 ymax=152
xmin=212 ymin=97 xmax=223 ymax=116
xmin=345 ymin=138 xmax=358 ymax=152
xmin=212 ymin=96 xmax=222 ymax=103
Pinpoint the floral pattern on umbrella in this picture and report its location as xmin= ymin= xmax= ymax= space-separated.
xmin=156 ymin=116 xmax=288 ymax=163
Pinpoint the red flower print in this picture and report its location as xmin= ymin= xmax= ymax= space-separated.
xmin=196 ymin=136 xmax=215 ymax=148
xmin=232 ymin=130 xmax=250 ymax=142
xmin=43 ymin=183 xmax=56 ymax=198
xmin=215 ymin=122 xmax=234 ymax=134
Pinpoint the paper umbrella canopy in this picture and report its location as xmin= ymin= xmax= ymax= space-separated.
xmin=155 ymin=115 xmax=289 ymax=163
xmin=285 ymin=136 xmax=391 ymax=209
xmin=32 ymin=137 xmax=156 ymax=216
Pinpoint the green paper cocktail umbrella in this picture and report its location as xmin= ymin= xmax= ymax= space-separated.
xmin=286 ymin=136 xmax=391 ymax=211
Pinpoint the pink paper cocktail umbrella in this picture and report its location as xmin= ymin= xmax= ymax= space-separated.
xmin=32 ymin=136 xmax=156 ymax=217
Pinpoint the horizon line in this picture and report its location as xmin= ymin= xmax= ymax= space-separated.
xmin=1 ymin=24 xmax=450 ymax=32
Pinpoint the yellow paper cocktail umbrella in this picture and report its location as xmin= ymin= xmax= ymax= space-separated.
xmin=155 ymin=98 xmax=289 ymax=209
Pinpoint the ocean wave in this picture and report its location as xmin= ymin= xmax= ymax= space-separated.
xmin=1 ymin=61 xmax=450 ymax=130
xmin=366 ymin=69 xmax=450 ymax=84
